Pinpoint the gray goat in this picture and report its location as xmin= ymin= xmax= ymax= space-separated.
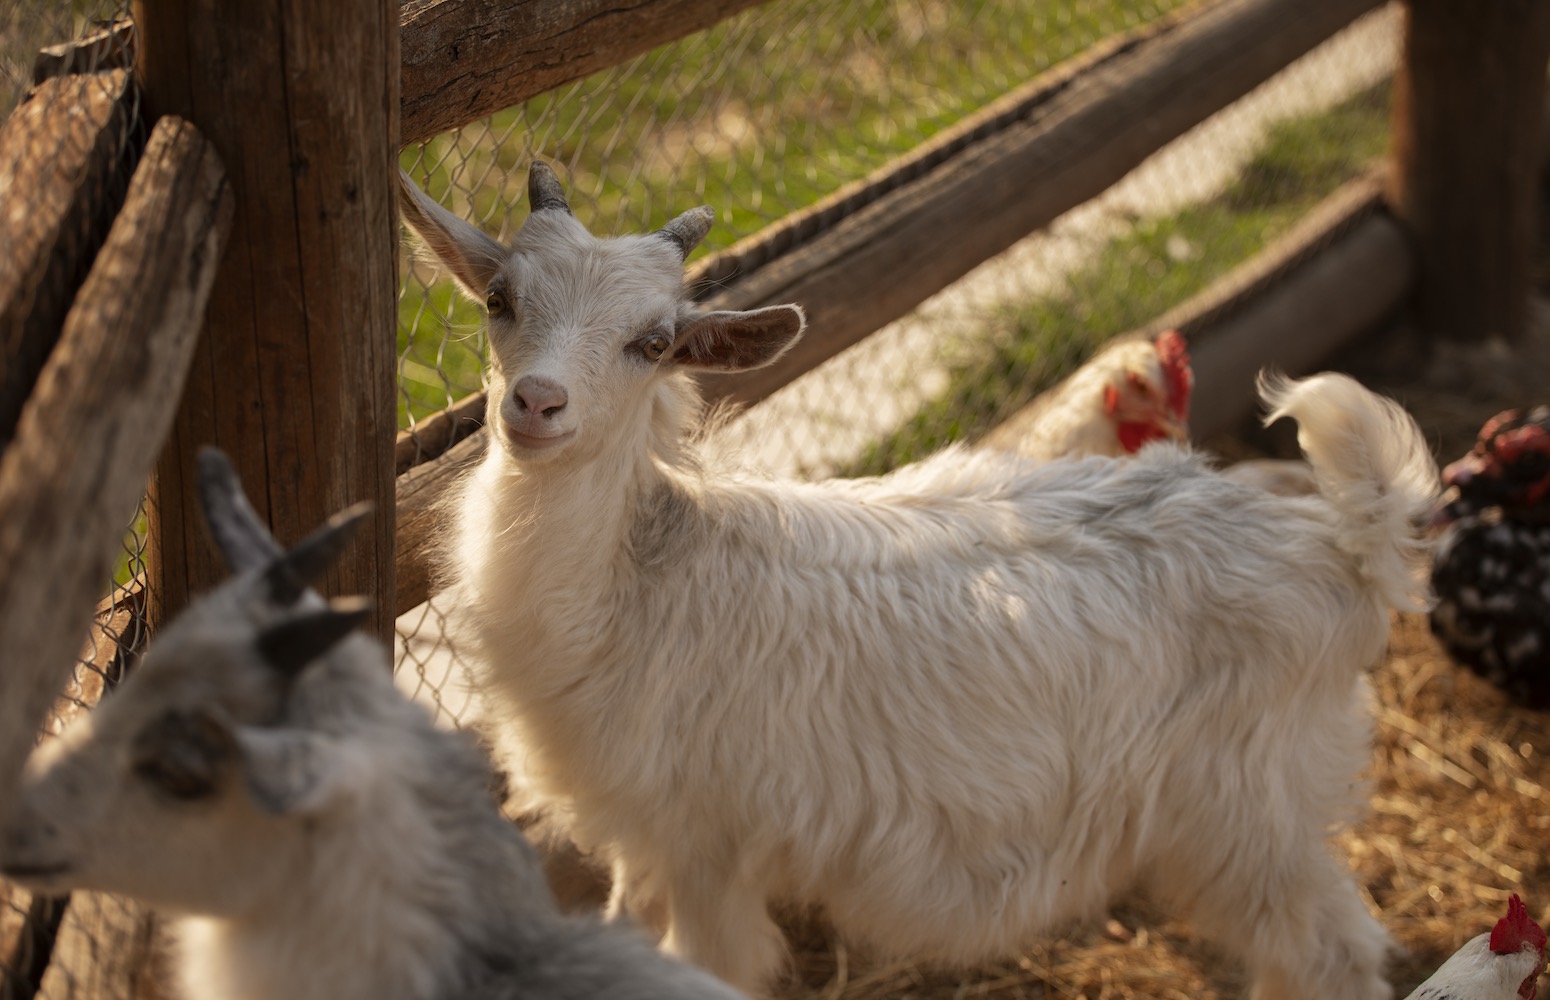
xmin=0 ymin=448 xmax=744 ymax=1000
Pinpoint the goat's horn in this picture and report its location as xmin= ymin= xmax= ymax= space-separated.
xmin=657 ymin=206 xmax=714 ymax=260
xmin=198 ymin=447 xmax=284 ymax=573
xmin=255 ymin=597 xmax=373 ymax=677
xmin=527 ymin=162 xmax=572 ymax=215
xmin=263 ymin=502 xmax=372 ymax=606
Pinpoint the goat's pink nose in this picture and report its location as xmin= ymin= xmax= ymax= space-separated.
xmin=512 ymin=376 xmax=568 ymax=418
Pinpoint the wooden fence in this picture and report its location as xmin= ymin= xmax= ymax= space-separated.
xmin=0 ymin=0 xmax=1547 ymax=994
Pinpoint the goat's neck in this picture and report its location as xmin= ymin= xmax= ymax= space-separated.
xmin=473 ymin=407 xmax=670 ymax=579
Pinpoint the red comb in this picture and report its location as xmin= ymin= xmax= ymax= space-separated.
xmin=1490 ymin=894 xmax=1547 ymax=956
xmin=1154 ymin=330 xmax=1194 ymax=420
xmin=1494 ymin=423 xmax=1550 ymax=464
xmin=1479 ymin=408 xmax=1524 ymax=447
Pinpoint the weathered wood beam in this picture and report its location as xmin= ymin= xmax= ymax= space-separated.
xmin=693 ymin=0 xmax=1387 ymax=409
xmin=0 ymin=69 xmax=139 ymax=451
xmin=400 ymin=0 xmax=772 ymax=146
xmin=1185 ymin=217 xmax=1413 ymax=439
xmin=136 ymin=0 xmax=400 ymax=641
xmin=1387 ymin=0 xmax=1550 ymax=344
xmin=397 ymin=391 xmax=488 ymax=474
xmin=396 ymin=430 xmax=486 ymax=617
xmin=1176 ymin=177 xmax=1412 ymax=439
xmin=0 ymin=116 xmax=231 ymax=834
xmin=34 ymin=1 xmax=777 ymax=154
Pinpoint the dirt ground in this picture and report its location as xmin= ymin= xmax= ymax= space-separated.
xmin=767 ymin=287 xmax=1550 ymax=997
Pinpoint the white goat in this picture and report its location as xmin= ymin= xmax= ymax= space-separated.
xmin=399 ymin=162 xmax=1439 ymax=1000
xmin=0 ymin=449 xmax=745 ymax=1000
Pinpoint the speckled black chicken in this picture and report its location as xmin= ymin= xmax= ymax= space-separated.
xmin=1429 ymin=405 xmax=1550 ymax=707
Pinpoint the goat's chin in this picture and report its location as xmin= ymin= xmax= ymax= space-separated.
xmin=497 ymin=423 xmax=578 ymax=463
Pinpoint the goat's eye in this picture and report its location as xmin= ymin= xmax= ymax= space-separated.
xmin=130 ymin=708 xmax=231 ymax=802
xmin=486 ymin=291 xmax=509 ymax=315
xmin=134 ymin=755 xmax=218 ymax=801
xmin=640 ymin=334 xmax=670 ymax=362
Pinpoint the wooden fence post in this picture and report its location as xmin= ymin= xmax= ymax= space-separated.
xmin=133 ymin=0 xmax=399 ymax=639
xmin=1388 ymin=0 xmax=1550 ymax=344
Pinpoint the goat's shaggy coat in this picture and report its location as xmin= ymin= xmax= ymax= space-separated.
xmin=0 ymin=450 xmax=746 ymax=1000
xmin=403 ymin=164 xmax=1439 ymax=1000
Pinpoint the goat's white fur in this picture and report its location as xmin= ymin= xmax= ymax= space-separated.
xmin=0 ymin=452 xmax=744 ymax=1000
xmin=406 ymin=165 xmax=1438 ymax=1000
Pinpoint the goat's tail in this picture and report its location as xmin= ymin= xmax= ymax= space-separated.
xmin=1259 ymin=371 xmax=1439 ymax=613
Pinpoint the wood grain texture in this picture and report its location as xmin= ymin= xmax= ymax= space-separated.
xmin=1388 ymin=0 xmax=1550 ymax=343
xmin=1183 ymin=216 xmax=1412 ymax=438
xmin=1180 ymin=181 xmax=1413 ymax=439
xmin=692 ymin=0 xmax=1386 ymax=409
xmin=400 ymin=0 xmax=771 ymax=146
xmin=136 ymin=0 xmax=400 ymax=640
xmin=0 ymin=115 xmax=231 ymax=837
xmin=0 ymin=69 xmax=138 ymax=452
xmin=397 ymin=390 xmax=488 ymax=474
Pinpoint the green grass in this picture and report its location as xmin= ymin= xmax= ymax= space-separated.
xmin=397 ymin=278 xmax=487 ymax=428
xmin=844 ymin=83 xmax=1392 ymax=476
xmin=396 ymin=0 xmax=1193 ymax=429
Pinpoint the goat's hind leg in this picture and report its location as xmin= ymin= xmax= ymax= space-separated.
xmin=1184 ymin=845 xmax=1390 ymax=1000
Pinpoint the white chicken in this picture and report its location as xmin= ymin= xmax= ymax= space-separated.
xmin=1403 ymin=894 xmax=1547 ymax=1000
xmin=980 ymin=329 xmax=1316 ymax=494
xmin=980 ymin=329 xmax=1193 ymax=460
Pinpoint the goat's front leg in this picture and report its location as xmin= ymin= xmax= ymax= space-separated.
xmin=605 ymin=857 xmax=667 ymax=938
xmin=660 ymin=861 xmax=786 ymax=997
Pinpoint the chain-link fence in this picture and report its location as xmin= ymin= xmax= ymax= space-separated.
xmin=2 ymin=1 xmax=1403 ymax=996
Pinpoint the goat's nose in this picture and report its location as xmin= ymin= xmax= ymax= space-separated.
xmin=512 ymin=376 xmax=568 ymax=419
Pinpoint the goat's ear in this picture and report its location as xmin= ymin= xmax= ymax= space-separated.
xmin=233 ymin=727 xmax=363 ymax=816
xmin=254 ymin=598 xmax=372 ymax=676
xmin=670 ymin=304 xmax=806 ymax=372
xmin=396 ymin=169 xmax=509 ymax=298
xmin=198 ymin=448 xmax=284 ymax=573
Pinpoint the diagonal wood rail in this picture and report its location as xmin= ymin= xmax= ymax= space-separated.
xmin=0 ymin=70 xmax=140 ymax=452
xmin=0 ymin=114 xmax=232 ymax=842
xmin=400 ymin=0 xmax=775 ymax=146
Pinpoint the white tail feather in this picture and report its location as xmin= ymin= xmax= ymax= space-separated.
xmin=1258 ymin=371 xmax=1439 ymax=612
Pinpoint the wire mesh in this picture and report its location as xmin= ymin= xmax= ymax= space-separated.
xmin=2 ymin=3 xmax=154 ymax=999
